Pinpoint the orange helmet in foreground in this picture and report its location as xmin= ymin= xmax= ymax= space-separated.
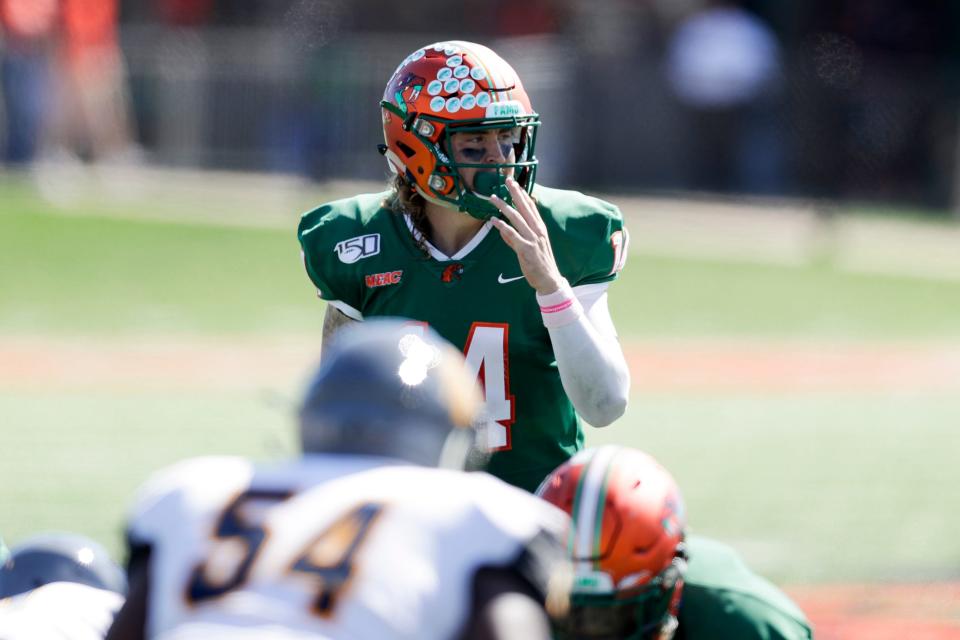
xmin=379 ymin=41 xmax=540 ymax=220
xmin=537 ymin=446 xmax=687 ymax=640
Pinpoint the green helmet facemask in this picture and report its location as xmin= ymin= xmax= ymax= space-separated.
xmin=381 ymin=101 xmax=541 ymax=220
xmin=555 ymin=556 xmax=686 ymax=640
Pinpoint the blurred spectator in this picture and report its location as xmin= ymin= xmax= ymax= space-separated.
xmin=212 ymin=0 xmax=293 ymax=26
xmin=665 ymin=0 xmax=787 ymax=195
xmin=567 ymin=0 xmax=641 ymax=56
xmin=45 ymin=0 xmax=138 ymax=164
xmin=0 ymin=0 xmax=58 ymax=165
xmin=155 ymin=0 xmax=214 ymax=26
xmin=789 ymin=1 xmax=959 ymax=207
xmin=494 ymin=0 xmax=563 ymax=37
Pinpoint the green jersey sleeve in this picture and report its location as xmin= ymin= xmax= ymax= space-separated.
xmin=297 ymin=192 xmax=392 ymax=314
xmin=678 ymin=536 xmax=814 ymax=640
xmin=532 ymin=185 xmax=629 ymax=287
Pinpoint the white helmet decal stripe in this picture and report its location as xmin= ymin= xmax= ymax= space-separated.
xmin=453 ymin=40 xmax=505 ymax=103
xmin=573 ymin=445 xmax=621 ymax=572
xmin=383 ymin=148 xmax=405 ymax=176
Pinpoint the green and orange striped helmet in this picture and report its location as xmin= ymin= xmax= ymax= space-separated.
xmin=537 ymin=446 xmax=687 ymax=640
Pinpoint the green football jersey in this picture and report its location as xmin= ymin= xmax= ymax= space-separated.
xmin=678 ymin=536 xmax=813 ymax=640
xmin=297 ymin=185 xmax=628 ymax=492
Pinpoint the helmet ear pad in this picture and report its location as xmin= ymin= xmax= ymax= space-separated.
xmin=380 ymin=104 xmax=440 ymax=188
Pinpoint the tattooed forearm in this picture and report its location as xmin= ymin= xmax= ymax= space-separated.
xmin=321 ymin=305 xmax=357 ymax=362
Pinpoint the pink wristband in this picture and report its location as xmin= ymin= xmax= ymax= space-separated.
xmin=540 ymin=299 xmax=575 ymax=314
xmin=537 ymin=280 xmax=584 ymax=328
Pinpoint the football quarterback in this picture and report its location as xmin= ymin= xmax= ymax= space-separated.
xmin=298 ymin=41 xmax=631 ymax=493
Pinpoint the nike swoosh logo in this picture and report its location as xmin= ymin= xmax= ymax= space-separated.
xmin=498 ymin=274 xmax=525 ymax=284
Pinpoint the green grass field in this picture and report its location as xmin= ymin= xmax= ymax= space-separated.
xmin=2 ymin=176 xmax=959 ymax=586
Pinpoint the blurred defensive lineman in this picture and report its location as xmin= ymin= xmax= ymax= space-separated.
xmin=0 ymin=532 xmax=127 ymax=639
xmin=106 ymin=319 xmax=570 ymax=640
xmin=538 ymin=446 xmax=813 ymax=639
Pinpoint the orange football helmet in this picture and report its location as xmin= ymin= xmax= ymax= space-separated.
xmin=537 ymin=446 xmax=687 ymax=640
xmin=379 ymin=41 xmax=540 ymax=220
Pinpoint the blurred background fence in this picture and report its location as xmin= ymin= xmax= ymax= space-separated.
xmin=3 ymin=0 xmax=960 ymax=212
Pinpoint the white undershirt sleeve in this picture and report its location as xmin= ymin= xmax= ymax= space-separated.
xmin=536 ymin=280 xmax=630 ymax=427
xmin=327 ymin=299 xmax=364 ymax=321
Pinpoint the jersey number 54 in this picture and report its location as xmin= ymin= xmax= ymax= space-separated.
xmin=187 ymin=489 xmax=385 ymax=617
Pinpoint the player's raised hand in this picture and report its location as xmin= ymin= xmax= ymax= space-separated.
xmin=490 ymin=177 xmax=565 ymax=295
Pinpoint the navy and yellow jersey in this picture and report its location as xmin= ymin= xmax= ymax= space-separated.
xmin=297 ymin=185 xmax=628 ymax=492
xmin=678 ymin=536 xmax=814 ymax=640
